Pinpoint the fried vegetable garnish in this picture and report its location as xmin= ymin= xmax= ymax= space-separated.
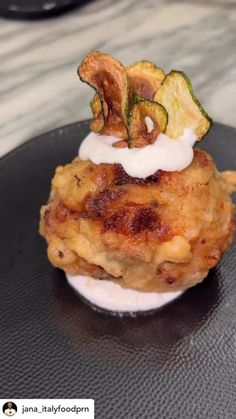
xmin=154 ymin=70 xmax=212 ymax=140
xmin=127 ymin=60 xmax=165 ymax=101
xmin=78 ymin=51 xmax=128 ymax=139
xmin=90 ymin=93 xmax=106 ymax=132
xmin=78 ymin=52 xmax=212 ymax=147
xmin=128 ymin=99 xmax=168 ymax=147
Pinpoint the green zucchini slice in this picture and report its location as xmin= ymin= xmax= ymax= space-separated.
xmin=128 ymin=99 xmax=168 ymax=147
xmin=154 ymin=70 xmax=212 ymax=140
xmin=127 ymin=60 xmax=165 ymax=101
xmin=78 ymin=51 xmax=128 ymax=139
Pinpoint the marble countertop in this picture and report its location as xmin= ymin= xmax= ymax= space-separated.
xmin=1 ymin=0 xmax=236 ymax=157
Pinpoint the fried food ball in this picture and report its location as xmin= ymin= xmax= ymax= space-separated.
xmin=39 ymin=149 xmax=234 ymax=292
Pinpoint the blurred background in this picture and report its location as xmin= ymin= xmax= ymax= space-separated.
xmin=0 ymin=0 xmax=236 ymax=157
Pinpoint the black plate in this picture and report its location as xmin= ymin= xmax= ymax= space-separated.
xmin=0 ymin=120 xmax=236 ymax=418
xmin=0 ymin=0 xmax=87 ymax=19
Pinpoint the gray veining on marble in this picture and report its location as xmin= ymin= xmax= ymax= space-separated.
xmin=0 ymin=0 xmax=236 ymax=157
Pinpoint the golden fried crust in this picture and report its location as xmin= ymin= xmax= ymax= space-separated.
xmin=39 ymin=149 xmax=234 ymax=292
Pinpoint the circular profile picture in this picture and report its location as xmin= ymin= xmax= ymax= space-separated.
xmin=2 ymin=402 xmax=17 ymax=416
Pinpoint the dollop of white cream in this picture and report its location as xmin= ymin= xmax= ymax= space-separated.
xmin=145 ymin=116 xmax=154 ymax=133
xmin=67 ymin=274 xmax=183 ymax=313
xmin=79 ymin=129 xmax=196 ymax=178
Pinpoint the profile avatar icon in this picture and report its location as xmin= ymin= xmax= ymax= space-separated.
xmin=2 ymin=402 xmax=17 ymax=416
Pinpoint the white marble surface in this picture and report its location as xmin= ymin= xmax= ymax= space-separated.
xmin=0 ymin=0 xmax=236 ymax=157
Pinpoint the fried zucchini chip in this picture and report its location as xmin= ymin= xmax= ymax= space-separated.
xmin=78 ymin=51 xmax=128 ymax=139
xmin=154 ymin=70 xmax=212 ymax=140
xmin=128 ymin=99 xmax=168 ymax=147
xmin=90 ymin=93 xmax=106 ymax=132
xmin=127 ymin=60 xmax=165 ymax=101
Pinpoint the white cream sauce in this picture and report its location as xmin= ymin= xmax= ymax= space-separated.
xmin=144 ymin=116 xmax=154 ymax=133
xmin=79 ymin=128 xmax=196 ymax=178
xmin=67 ymin=274 xmax=183 ymax=313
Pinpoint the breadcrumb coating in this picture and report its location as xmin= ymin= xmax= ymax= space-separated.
xmin=39 ymin=149 xmax=234 ymax=292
